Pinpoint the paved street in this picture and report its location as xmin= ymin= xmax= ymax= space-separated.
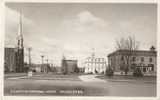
xmin=4 ymin=73 xmax=156 ymax=96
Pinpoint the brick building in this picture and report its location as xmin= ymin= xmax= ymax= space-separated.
xmin=61 ymin=58 xmax=78 ymax=74
xmin=4 ymin=48 xmax=16 ymax=72
xmin=108 ymin=46 xmax=157 ymax=75
xmin=4 ymin=12 xmax=24 ymax=73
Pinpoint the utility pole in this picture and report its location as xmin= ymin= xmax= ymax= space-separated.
xmin=28 ymin=47 xmax=32 ymax=70
xmin=27 ymin=47 xmax=33 ymax=77
xmin=41 ymin=55 xmax=44 ymax=72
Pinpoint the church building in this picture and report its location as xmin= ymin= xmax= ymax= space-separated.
xmin=4 ymin=11 xmax=24 ymax=73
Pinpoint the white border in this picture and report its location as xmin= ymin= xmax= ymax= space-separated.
xmin=0 ymin=0 xmax=159 ymax=100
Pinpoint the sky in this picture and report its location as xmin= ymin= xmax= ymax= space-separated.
xmin=5 ymin=3 xmax=157 ymax=67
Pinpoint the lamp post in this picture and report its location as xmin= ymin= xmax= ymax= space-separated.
xmin=41 ymin=55 xmax=44 ymax=72
xmin=46 ymin=59 xmax=48 ymax=73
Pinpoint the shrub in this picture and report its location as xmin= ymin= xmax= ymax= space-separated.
xmin=74 ymin=67 xmax=79 ymax=73
xmin=133 ymin=68 xmax=143 ymax=77
xmin=105 ymin=67 xmax=114 ymax=76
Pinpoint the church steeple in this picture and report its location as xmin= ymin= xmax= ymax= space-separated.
xmin=17 ymin=10 xmax=23 ymax=49
xmin=15 ymin=10 xmax=24 ymax=72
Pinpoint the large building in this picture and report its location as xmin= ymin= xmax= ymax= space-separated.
xmin=4 ymin=47 xmax=24 ymax=73
xmin=84 ymin=54 xmax=107 ymax=74
xmin=108 ymin=46 xmax=157 ymax=75
xmin=4 ymin=12 xmax=24 ymax=73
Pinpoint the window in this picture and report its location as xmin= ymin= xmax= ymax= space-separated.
xmin=132 ymin=57 xmax=136 ymax=62
xmin=131 ymin=63 xmax=136 ymax=70
xmin=149 ymin=58 xmax=152 ymax=62
xmin=141 ymin=57 xmax=144 ymax=62
xmin=121 ymin=56 xmax=124 ymax=61
xmin=98 ymin=58 xmax=101 ymax=62
xmin=143 ymin=67 xmax=146 ymax=72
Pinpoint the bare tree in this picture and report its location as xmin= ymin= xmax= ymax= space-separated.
xmin=115 ymin=36 xmax=140 ymax=75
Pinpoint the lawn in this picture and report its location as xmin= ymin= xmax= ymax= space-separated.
xmin=96 ymin=75 xmax=156 ymax=83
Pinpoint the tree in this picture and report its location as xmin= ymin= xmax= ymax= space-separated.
xmin=115 ymin=36 xmax=139 ymax=75
xmin=95 ymin=69 xmax=98 ymax=74
xmin=74 ymin=66 xmax=79 ymax=73
xmin=52 ymin=67 xmax=57 ymax=73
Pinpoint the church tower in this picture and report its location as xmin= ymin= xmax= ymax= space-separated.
xmin=15 ymin=11 xmax=24 ymax=72
xmin=91 ymin=48 xmax=95 ymax=58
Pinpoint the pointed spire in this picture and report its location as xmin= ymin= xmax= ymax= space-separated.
xmin=17 ymin=10 xmax=23 ymax=49
xmin=18 ymin=10 xmax=22 ymax=36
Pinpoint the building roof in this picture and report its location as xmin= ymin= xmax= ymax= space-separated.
xmin=108 ymin=49 xmax=157 ymax=57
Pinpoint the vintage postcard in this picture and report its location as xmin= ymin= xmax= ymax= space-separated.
xmin=2 ymin=0 xmax=159 ymax=99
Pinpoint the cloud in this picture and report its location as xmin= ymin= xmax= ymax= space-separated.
xmin=5 ymin=4 xmax=156 ymax=65
xmin=62 ymin=10 xmax=107 ymax=33
xmin=58 ymin=10 xmax=112 ymax=61
xmin=77 ymin=11 xmax=106 ymax=27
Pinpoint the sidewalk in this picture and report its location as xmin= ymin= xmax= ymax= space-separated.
xmin=79 ymin=75 xmax=106 ymax=82
xmin=4 ymin=73 xmax=27 ymax=78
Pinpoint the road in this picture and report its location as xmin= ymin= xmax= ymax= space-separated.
xmin=4 ymin=74 xmax=156 ymax=96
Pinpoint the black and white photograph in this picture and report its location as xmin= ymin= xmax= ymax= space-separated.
xmin=3 ymin=2 xmax=157 ymax=97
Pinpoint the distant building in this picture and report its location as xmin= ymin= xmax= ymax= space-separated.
xmin=50 ymin=66 xmax=62 ymax=74
xmin=108 ymin=46 xmax=157 ymax=75
xmin=84 ymin=54 xmax=107 ymax=74
xmin=61 ymin=57 xmax=78 ymax=74
xmin=30 ymin=64 xmax=41 ymax=72
xmin=41 ymin=64 xmax=51 ymax=73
